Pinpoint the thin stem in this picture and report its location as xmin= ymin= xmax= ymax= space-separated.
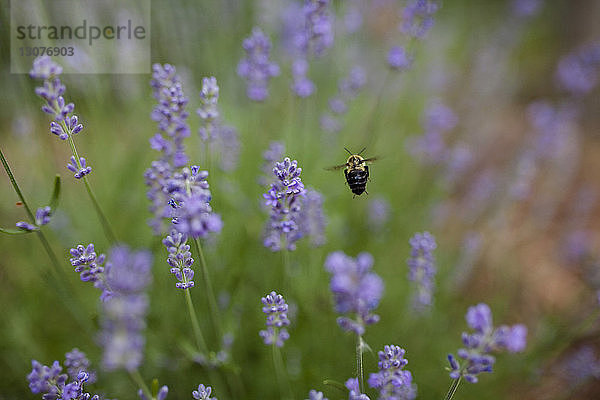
xmin=272 ymin=342 xmax=293 ymax=400
xmin=65 ymin=128 xmax=117 ymax=244
xmin=1 ymin=147 xmax=93 ymax=334
xmin=444 ymin=377 xmax=462 ymax=400
xmin=184 ymin=287 xmax=208 ymax=354
xmin=356 ymin=335 xmax=365 ymax=393
xmin=192 ymin=237 xmax=222 ymax=341
xmin=362 ymin=70 xmax=391 ymax=150
xmin=129 ymin=368 xmax=152 ymax=400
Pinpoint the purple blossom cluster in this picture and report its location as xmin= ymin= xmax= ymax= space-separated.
xmin=320 ymin=66 xmax=367 ymax=133
xmin=70 ymin=243 xmax=112 ymax=301
xmin=407 ymin=232 xmax=437 ymax=313
xmin=400 ymin=0 xmax=439 ymax=39
xmin=368 ymin=345 xmax=417 ymax=400
xmin=99 ymin=246 xmax=153 ymax=371
xmin=387 ymin=46 xmax=413 ymax=71
xmin=149 ymin=63 xmax=190 ymax=168
xmin=138 ymin=386 xmax=168 ymax=400
xmin=345 ymin=378 xmax=370 ymax=400
xmin=15 ymin=206 xmax=52 ymax=232
xmin=298 ymin=189 xmax=327 ymax=247
xmin=367 ymin=197 xmax=391 ymax=232
xmin=29 ymin=56 xmax=90 ymax=180
xmin=238 ymin=27 xmax=280 ymax=101
xmin=407 ymin=100 xmax=458 ymax=165
xmin=306 ymin=389 xmax=328 ymax=400
xmin=163 ymin=231 xmax=195 ymax=289
xmin=27 ymin=349 xmax=98 ymax=400
xmin=555 ymin=41 xmax=600 ymax=97
xmin=259 ymin=291 xmax=291 ymax=347
xmin=325 ymin=251 xmax=384 ymax=335
xmin=263 ymin=157 xmax=306 ymax=251
xmin=192 ymin=384 xmax=217 ymax=400
xmin=197 ymin=77 xmax=240 ymax=171
xmin=447 ymin=303 xmax=527 ymax=383
xmin=287 ymin=0 xmax=334 ymax=97
xmin=168 ymin=166 xmax=223 ymax=240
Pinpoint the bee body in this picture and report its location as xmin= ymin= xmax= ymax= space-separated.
xmin=326 ymin=148 xmax=378 ymax=197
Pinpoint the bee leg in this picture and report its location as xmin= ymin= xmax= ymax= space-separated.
xmin=353 ymin=194 xmax=356 ymax=199
xmin=365 ymin=190 xmax=369 ymax=195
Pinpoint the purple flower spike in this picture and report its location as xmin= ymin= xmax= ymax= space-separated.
xmin=325 ymin=251 xmax=384 ymax=335
xmin=448 ymin=303 xmax=527 ymax=383
xmin=67 ymin=156 xmax=92 ymax=179
xmin=16 ymin=221 xmax=38 ymax=231
xmin=29 ymin=56 xmax=63 ymax=79
xmin=388 ymin=46 xmax=413 ymax=71
xmin=163 ymin=231 xmax=195 ymax=289
xmin=368 ymin=345 xmax=417 ymax=400
xmin=238 ymin=27 xmax=280 ymax=102
xmin=401 ymin=0 xmax=439 ymax=39
xmin=407 ymin=231 xmax=437 ymax=313
xmin=192 ymin=384 xmax=217 ymax=400
xmin=307 ymin=390 xmax=329 ymax=400
xmin=345 ymin=378 xmax=370 ymax=400
xmin=259 ymin=291 xmax=291 ymax=347
xmin=35 ymin=206 xmax=52 ymax=226
xmin=263 ymin=157 xmax=306 ymax=251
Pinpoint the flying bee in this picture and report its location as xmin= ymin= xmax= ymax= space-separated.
xmin=325 ymin=147 xmax=379 ymax=197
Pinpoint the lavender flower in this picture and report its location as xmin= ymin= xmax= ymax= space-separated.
xmin=321 ymin=66 xmax=367 ymax=132
xmin=555 ymin=42 xmax=600 ymax=96
xmin=325 ymin=251 xmax=384 ymax=335
xmin=163 ymin=231 xmax=195 ymax=289
xmin=64 ymin=348 xmax=96 ymax=383
xmin=168 ymin=166 xmax=222 ymax=239
xmin=67 ymin=156 xmax=92 ymax=179
xmin=447 ymin=303 xmax=527 ymax=383
xmin=292 ymin=59 xmax=316 ymax=98
xmin=263 ymin=157 xmax=306 ymax=251
xmin=511 ymin=0 xmax=543 ymax=18
xmin=259 ymin=291 xmax=291 ymax=347
xmin=307 ymin=390 xmax=329 ymax=400
xmin=35 ymin=206 xmax=52 ymax=226
xmin=388 ymin=46 xmax=413 ymax=71
xmin=299 ymin=189 xmax=327 ymax=247
xmin=15 ymin=221 xmax=38 ymax=231
xmin=407 ymin=100 xmax=457 ymax=165
xmin=192 ymin=384 xmax=217 ymax=400
xmin=345 ymin=378 xmax=370 ymax=400
xmin=100 ymin=246 xmax=152 ymax=371
xmin=197 ymin=76 xmax=220 ymax=142
xmin=30 ymin=56 xmax=91 ymax=179
xmin=407 ymin=232 xmax=437 ymax=312
xmin=237 ymin=27 xmax=280 ymax=101
xmin=139 ymin=385 xmax=169 ymax=400
xmin=27 ymin=358 xmax=98 ymax=400
xmin=301 ymin=0 xmax=335 ymax=58
xmin=558 ymin=346 xmax=600 ymax=385
xmin=367 ymin=197 xmax=390 ymax=232
xmin=70 ymin=243 xmax=111 ymax=301
xmin=210 ymin=125 xmax=240 ymax=172
xmin=400 ymin=0 xmax=439 ymax=39
xmin=368 ymin=345 xmax=417 ymax=400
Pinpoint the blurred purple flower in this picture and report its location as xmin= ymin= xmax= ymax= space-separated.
xmin=400 ymin=0 xmax=439 ymax=39
xmin=238 ymin=27 xmax=280 ymax=101
xmin=259 ymin=141 xmax=286 ymax=186
xmin=510 ymin=0 xmax=543 ymax=18
xmin=447 ymin=303 xmax=527 ymax=383
xmin=325 ymin=251 xmax=383 ymax=335
xmin=299 ymin=189 xmax=327 ymax=247
xmin=346 ymin=378 xmax=370 ymax=400
xmin=407 ymin=232 xmax=437 ymax=313
xmin=368 ymin=196 xmax=390 ymax=232
xmin=388 ymin=46 xmax=413 ymax=71
xmin=555 ymin=42 xmax=600 ymax=96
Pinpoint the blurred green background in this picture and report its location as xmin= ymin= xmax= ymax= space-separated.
xmin=1 ymin=0 xmax=600 ymax=399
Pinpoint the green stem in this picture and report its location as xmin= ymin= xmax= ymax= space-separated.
xmin=272 ymin=341 xmax=293 ymax=400
xmin=1 ymin=147 xmax=93 ymax=334
xmin=356 ymin=335 xmax=365 ymax=393
xmin=184 ymin=287 xmax=208 ymax=354
xmin=444 ymin=377 xmax=462 ymax=400
xmin=362 ymin=70 xmax=391 ymax=149
xmin=129 ymin=369 xmax=152 ymax=400
xmin=65 ymin=127 xmax=117 ymax=244
xmin=192 ymin=237 xmax=222 ymax=341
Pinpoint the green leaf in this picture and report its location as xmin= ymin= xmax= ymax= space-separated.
xmin=49 ymin=174 xmax=61 ymax=211
xmin=0 ymin=227 xmax=34 ymax=235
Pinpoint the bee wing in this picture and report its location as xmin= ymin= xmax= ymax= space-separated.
xmin=362 ymin=156 xmax=380 ymax=163
xmin=324 ymin=163 xmax=348 ymax=171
